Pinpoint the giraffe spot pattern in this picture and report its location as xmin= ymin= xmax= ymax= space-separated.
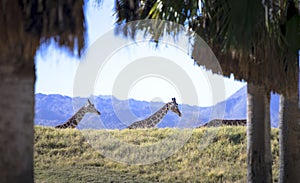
xmin=200 ymin=119 xmax=247 ymax=127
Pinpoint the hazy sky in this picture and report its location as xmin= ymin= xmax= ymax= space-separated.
xmin=35 ymin=0 xmax=246 ymax=107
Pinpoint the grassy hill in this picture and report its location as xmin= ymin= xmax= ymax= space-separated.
xmin=34 ymin=126 xmax=279 ymax=183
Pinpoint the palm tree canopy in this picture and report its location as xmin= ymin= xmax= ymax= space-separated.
xmin=114 ymin=0 xmax=300 ymax=96
xmin=0 ymin=0 xmax=85 ymax=71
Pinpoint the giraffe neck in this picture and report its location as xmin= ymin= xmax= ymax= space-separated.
xmin=128 ymin=103 xmax=170 ymax=129
xmin=146 ymin=104 xmax=169 ymax=127
xmin=55 ymin=107 xmax=87 ymax=129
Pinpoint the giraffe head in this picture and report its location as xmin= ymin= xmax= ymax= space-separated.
xmin=169 ymin=97 xmax=181 ymax=117
xmin=84 ymin=99 xmax=101 ymax=115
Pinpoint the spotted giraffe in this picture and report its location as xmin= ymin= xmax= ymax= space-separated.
xmin=127 ymin=98 xmax=182 ymax=129
xmin=55 ymin=99 xmax=100 ymax=129
xmin=200 ymin=119 xmax=247 ymax=127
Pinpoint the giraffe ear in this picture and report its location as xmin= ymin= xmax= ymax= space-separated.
xmin=88 ymin=99 xmax=92 ymax=105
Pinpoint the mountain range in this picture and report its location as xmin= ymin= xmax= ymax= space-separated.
xmin=35 ymin=85 xmax=280 ymax=129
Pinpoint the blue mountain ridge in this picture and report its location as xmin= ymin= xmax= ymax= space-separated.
xmin=34 ymin=85 xmax=280 ymax=129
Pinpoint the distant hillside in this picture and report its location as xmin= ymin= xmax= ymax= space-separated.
xmin=35 ymin=94 xmax=210 ymax=129
xmin=35 ymin=85 xmax=280 ymax=129
xmin=34 ymin=126 xmax=280 ymax=182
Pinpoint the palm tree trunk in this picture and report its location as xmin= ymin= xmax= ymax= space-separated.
xmin=0 ymin=60 xmax=35 ymax=182
xmin=247 ymin=83 xmax=272 ymax=183
xmin=279 ymin=94 xmax=300 ymax=183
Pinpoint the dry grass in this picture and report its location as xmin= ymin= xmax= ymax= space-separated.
xmin=34 ymin=126 xmax=279 ymax=183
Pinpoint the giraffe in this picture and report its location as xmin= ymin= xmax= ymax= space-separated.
xmin=127 ymin=98 xmax=182 ymax=129
xmin=55 ymin=99 xmax=101 ymax=129
xmin=200 ymin=119 xmax=247 ymax=127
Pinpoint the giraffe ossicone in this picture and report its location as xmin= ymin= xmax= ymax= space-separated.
xmin=127 ymin=97 xmax=182 ymax=129
xmin=55 ymin=99 xmax=101 ymax=129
